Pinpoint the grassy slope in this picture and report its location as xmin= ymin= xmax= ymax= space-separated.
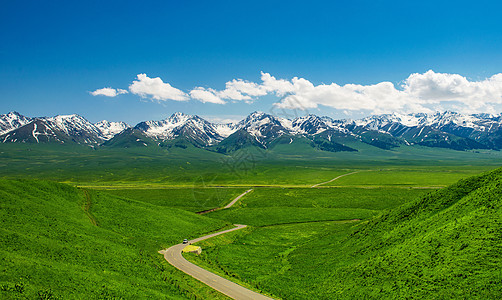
xmin=188 ymin=169 xmax=502 ymax=299
xmin=0 ymin=179 xmax=231 ymax=299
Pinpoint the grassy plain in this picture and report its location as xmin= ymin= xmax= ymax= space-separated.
xmin=0 ymin=143 xmax=499 ymax=187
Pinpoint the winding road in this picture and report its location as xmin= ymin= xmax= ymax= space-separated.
xmin=161 ymin=188 xmax=273 ymax=299
xmin=160 ymin=224 xmax=273 ymax=300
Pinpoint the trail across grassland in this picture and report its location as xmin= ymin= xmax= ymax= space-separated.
xmin=197 ymin=188 xmax=253 ymax=214
xmin=311 ymin=171 xmax=363 ymax=188
xmin=81 ymin=189 xmax=97 ymax=226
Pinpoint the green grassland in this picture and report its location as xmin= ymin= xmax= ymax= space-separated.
xmin=186 ymin=168 xmax=502 ymax=299
xmin=99 ymin=187 xmax=248 ymax=212
xmin=1 ymin=142 xmax=502 ymax=299
xmin=325 ymin=168 xmax=489 ymax=187
xmin=0 ymin=179 xmax=232 ymax=299
xmin=206 ymin=187 xmax=432 ymax=226
xmin=0 ymin=143 xmax=500 ymax=187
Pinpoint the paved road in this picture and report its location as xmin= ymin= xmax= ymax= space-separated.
xmin=311 ymin=171 xmax=362 ymax=188
xmin=224 ymin=189 xmax=253 ymax=209
xmin=160 ymin=224 xmax=273 ymax=300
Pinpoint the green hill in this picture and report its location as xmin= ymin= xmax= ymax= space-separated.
xmin=101 ymin=128 xmax=157 ymax=148
xmin=188 ymin=167 xmax=502 ymax=299
xmin=0 ymin=179 xmax=230 ymax=299
xmin=287 ymin=166 xmax=502 ymax=299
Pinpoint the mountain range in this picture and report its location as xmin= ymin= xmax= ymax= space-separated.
xmin=2 ymin=110 xmax=502 ymax=152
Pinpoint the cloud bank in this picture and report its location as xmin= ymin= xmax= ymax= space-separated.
xmin=91 ymin=71 xmax=502 ymax=114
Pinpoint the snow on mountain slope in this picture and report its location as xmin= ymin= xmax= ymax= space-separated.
xmin=134 ymin=112 xmax=226 ymax=146
xmin=214 ymin=123 xmax=238 ymax=138
xmin=2 ymin=110 xmax=502 ymax=150
xmin=42 ymin=114 xmax=105 ymax=143
xmin=291 ymin=115 xmax=331 ymax=135
xmin=0 ymin=112 xmax=32 ymax=135
xmin=235 ymin=112 xmax=290 ymax=144
xmin=1 ymin=114 xmax=106 ymax=144
xmin=1 ymin=119 xmax=74 ymax=144
xmin=95 ymin=120 xmax=130 ymax=140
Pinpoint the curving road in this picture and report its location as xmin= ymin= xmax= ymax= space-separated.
xmin=160 ymin=224 xmax=273 ymax=300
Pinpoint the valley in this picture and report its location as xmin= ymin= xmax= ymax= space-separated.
xmin=1 ymin=111 xmax=501 ymax=299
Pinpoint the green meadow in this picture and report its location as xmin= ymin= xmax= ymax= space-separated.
xmin=206 ymin=187 xmax=431 ymax=226
xmin=0 ymin=143 xmax=499 ymax=187
xmin=1 ymin=143 xmax=501 ymax=299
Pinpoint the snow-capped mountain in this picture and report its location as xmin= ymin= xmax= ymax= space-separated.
xmin=234 ymin=112 xmax=291 ymax=145
xmin=291 ymin=115 xmax=333 ymax=135
xmin=1 ymin=114 xmax=106 ymax=144
xmin=95 ymin=120 xmax=130 ymax=140
xmin=0 ymin=112 xmax=129 ymax=144
xmin=2 ymin=110 xmax=502 ymax=152
xmin=0 ymin=112 xmax=32 ymax=135
xmin=134 ymin=112 xmax=227 ymax=146
xmin=347 ymin=111 xmax=502 ymax=150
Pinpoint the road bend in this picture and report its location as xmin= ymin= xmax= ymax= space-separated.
xmin=160 ymin=224 xmax=274 ymax=300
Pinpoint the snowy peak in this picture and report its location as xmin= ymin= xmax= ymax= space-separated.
xmin=43 ymin=114 xmax=102 ymax=138
xmin=236 ymin=112 xmax=290 ymax=143
xmin=134 ymin=112 xmax=226 ymax=146
xmin=2 ymin=119 xmax=74 ymax=144
xmin=1 ymin=114 xmax=106 ymax=144
xmin=354 ymin=111 xmax=502 ymax=133
xmin=0 ymin=111 xmax=32 ymax=135
xmin=2 ymin=110 xmax=502 ymax=151
xmin=354 ymin=112 xmax=427 ymax=128
xmin=292 ymin=114 xmax=330 ymax=134
xmin=213 ymin=123 xmax=238 ymax=138
xmin=95 ymin=120 xmax=130 ymax=140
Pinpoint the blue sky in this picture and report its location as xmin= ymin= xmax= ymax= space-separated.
xmin=2 ymin=0 xmax=502 ymax=125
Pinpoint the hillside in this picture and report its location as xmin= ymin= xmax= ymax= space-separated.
xmin=188 ymin=167 xmax=502 ymax=299
xmin=295 ymin=166 xmax=502 ymax=298
xmin=0 ymin=179 xmax=230 ymax=299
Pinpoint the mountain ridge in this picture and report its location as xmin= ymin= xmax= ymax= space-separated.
xmin=2 ymin=110 xmax=502 ymax=152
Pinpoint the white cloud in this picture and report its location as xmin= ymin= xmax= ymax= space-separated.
xmin=189 ymin=87 xmax=226 ymax=104
xmin=129 ymin=74 xmax=188 ymax=101
xmin=189 ymin=78 xmax=269 ymax=104
xmin=269 ymin=70 xmax=502 ymax=114
xmin=403 ymin=70 xmax=502 ymax=106
xmin=90 ymin=87 xmax=128 ymax=97
xmin=96 ymin=70 xmax=502 ymax=114
xmin=260 ymin=72 xmax=295 ymax=96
